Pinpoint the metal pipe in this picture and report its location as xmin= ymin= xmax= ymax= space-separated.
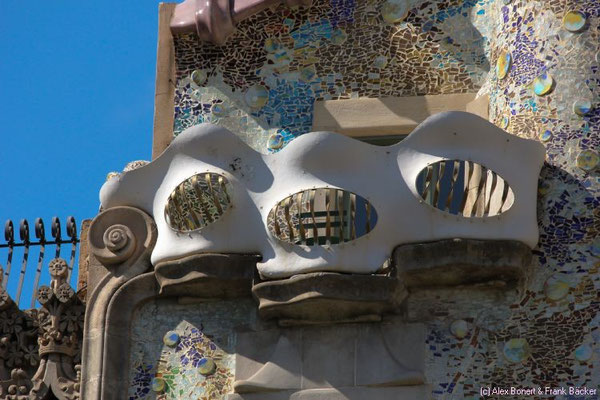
xmin=30 ymin=218 xmax=46 ymax=309
xmin=15 ymin=219 xmax=30 ymax=307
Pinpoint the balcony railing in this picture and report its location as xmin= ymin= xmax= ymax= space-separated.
xmin=0 ymin=216 xmax=79 ymax=309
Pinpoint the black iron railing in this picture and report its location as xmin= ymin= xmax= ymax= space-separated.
xmin=0 ymin=216 xmax=79 ymax=309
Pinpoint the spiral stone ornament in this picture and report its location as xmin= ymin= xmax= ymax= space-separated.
xmin=88 ymin=206 xmax=157 ymax=268
xmin=100 ymin=224 xmax=136 ymax=263
xmin=103 ymin=224 xmax=132 ymax=252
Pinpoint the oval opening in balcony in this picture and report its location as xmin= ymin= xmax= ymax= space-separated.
xmin=415 ymin=160 xmax=515 ymax=217
xmin=268 ymin=188 xmax=378 ymax=246
xmin=164 ymin=173 xmax=232 ymax=232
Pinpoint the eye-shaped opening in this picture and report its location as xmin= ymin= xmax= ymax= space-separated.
xmin=268 ymin=188 xmax=378 ymax=246
xmin=415 ymin=160 xmax=514 ymax=217
xmin=164 ymin=173 xmax=232 ymax=232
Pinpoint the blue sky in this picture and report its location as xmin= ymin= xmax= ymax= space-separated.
xmin=0 ymin=1 xmax=163 ymax=306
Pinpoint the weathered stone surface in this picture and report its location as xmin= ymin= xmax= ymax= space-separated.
xmin=225 ymin=385 xmax=432 ymax=399
xmin=394 ymin=239 xmax=532 ymax=288
xmin=302 ymin=327 xmax=355 ymax=389
xmin=81 ymin=206 xmax=158 ymax=400
xmin=252 ymin=272 xmax=406 ymax=323
xmin=235 ymin=330 xmax=302 ymax=393
xmin=356 ymin=323 xmax=424 ymax=387
xmin=76 ymin=219 xmax=92 ymax=302
xmin=155 ymin=253 xmax=260 ymax=297
xmin=85 ymin=253 xmax=109 ymax=305
xmin=234 ymin=323 xmax=425 ymax=395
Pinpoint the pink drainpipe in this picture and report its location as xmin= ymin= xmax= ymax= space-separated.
xmin=170 ymin=0 xmax=313 ymax=44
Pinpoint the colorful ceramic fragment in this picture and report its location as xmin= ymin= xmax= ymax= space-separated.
xmin=299 ymin=65 xmax=317 ymax=83
xmin=562 ymin=11 xmax=586 ymax=32
xmin=245 ymin=85 xmax=269 ymax=110
xmin=503 ymin=339 xmax=530 ymax=363
xmin=163 ymin=331 xmax=180 ymax=347
xmin=331 ymin=28 xmax=348 ymax=45
xmin=381 ymin=0 xmax=409 ymax=24
xmin=211 ymin=103 xmax=227 ymax=117
xmin=539 ymin=130 xmax=552 ymax=142
xmin=574 ymin=344 xmax=592 ymax=362
xmin=495 ymin=50 xmax=511 ymax=80
xmin=267 ymin=133 xmax=284 ymax=150
xmin=373 ymin=55 xmax=388 ymax=69
xmin=533 ymin=73 xmax=553 ymax=96
xmin=151 ymin=377 xmax=165 ymax=392
xmin=590 ymin=239 xmax=600 ymax=257
xmin=270 ymin=48 xmax=292 ymax=71
xmin=198 ymin=357 xmax=216 ymax=376
xmin=450 ymin=320 xmax=468 ymax=339
xmin=264 ymin=38 xmax=280 ymax=53
xmin=576 ymin=150 xmax=599 ymax=171
xmin=191 ymin=69 xmax=207 ymax=86
xmin=190 ymin=89 xmax=202 ymax=101
xmin=544 ymin=277 xmax=569 ymax=301
xmin=538 ymin=180 xmax=551 ymax=195
xmin=573 ymin=100 xmax=592 ymax=116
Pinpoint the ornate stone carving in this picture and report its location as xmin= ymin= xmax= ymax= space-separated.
xmin=28 ymin=258 xmax=83 ymax=400
xmin=0 ymin=267 xmax=39 ymax=395
xmin=81 ymin=206 xmax=158 ymax=399
xmin=88 ymin=206 xmax=156 ymax=270
xmin=94 ymin=223 xmax=136 ymax=265
xmin=36 ymin=259 xmax=83 ymax=359
xmin=0 ymin=368 xmax=33 ymax=399
xmin=0 ymin=258 xmax=82 ymax=399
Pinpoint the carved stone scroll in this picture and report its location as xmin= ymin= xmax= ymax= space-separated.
xmin=81 ymin=206 xmax=157 ymax=400
xmin=88 ymin=206 xmax=156 ymax=273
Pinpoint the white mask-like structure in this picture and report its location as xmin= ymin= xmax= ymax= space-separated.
xmin=100 ymin=111 xmax=545 ymax=279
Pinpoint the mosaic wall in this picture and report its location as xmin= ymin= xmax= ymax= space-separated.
xmin=128 ymin=299 xmax=258 ymax=400
xmin=165 ymin=0 xmax=599 ymax=398
xmin=452 ymin=0 xmax=600 ymax=397
xmin=173 ymin=0 xmax=491 ymax=152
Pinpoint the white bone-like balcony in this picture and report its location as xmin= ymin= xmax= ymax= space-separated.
xmin=100 ymin=111 xmax=545 ymax=279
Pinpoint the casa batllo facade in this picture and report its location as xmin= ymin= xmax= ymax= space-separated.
xmin=0 ymin=0 xmax=598 ymax=399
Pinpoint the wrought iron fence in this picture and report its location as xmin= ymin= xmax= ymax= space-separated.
xmin=0 ymin=216 xmax=79 ymax=309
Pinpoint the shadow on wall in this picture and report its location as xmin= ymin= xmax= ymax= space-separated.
xmin=406 ymin=0 xmax=491 ymax=83
xmin=536 ymin=163 xmax=599 ymax=266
